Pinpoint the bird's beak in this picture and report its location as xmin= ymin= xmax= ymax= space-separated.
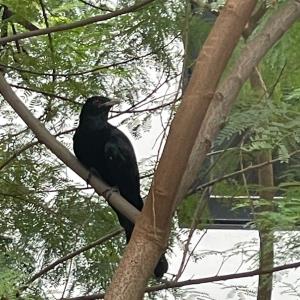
xmin=102 ymin=99 xmax=120 ymax=107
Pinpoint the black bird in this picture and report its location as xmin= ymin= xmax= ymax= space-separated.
xmin=73 ymin=96 xmax=168 ymax=278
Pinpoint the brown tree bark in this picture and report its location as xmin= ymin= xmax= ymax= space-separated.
xmin=105 ymin=1 xmax=257 ymax=299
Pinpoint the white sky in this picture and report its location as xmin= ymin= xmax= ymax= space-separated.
xmin=166 ymin=230 xmax=299 ymax=300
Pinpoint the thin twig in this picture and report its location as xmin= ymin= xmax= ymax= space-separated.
xmin=61 ymin=260 xmax=300 ymax=299
xmin=175 ymin=189 xmax=208 ymax=281
xmin=23 ymin=228 xmax=123 ymax=288
xmin=10 ymin=83 xmax=77 ymax=104
xmin=0 ymin=52 xmax=154 ymax=77
xmin=0 ymin=140 xmax=38 ymax=171
xmin=189 ymin=149 xmax=300 ymax=194
xmin=78 ymin=0 xmax=114 ymax=12
xmin=0 ymin=0 xmax=156 ymax=45
xmin=39 ymin=0 xmax=57 ymax=82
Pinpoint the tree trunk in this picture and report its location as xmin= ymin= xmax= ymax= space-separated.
xmin=105 ymin=1 xmax=257 ymax=299
xmin=106 ymin=1 xmax=300 ymax=298
xmin=249 ymin=60 xmax=275 ymax=300
xmin=257 ymin=151 xmax=274 ymax=300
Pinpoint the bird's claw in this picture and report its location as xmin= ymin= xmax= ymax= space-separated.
xmin=86 ymin=167 xmax=101 ymax=186
xmin=102 ymin=186 xmax=119 ymax=200
xmin=86 ymin=172 xmax=92 ymax=187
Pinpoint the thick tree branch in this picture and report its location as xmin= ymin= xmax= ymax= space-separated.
xmin=0 ymin=0 xmax=155 ymax=45
xmin=243 ymin=1 xmax=267 ymax=38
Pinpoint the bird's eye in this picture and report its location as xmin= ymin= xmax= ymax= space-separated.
xmin=92 ymin=99 xmax=102 ymax=107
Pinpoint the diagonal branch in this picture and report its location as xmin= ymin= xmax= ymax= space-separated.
xmin=9 ymin=83 xmax=77 ymax=103
xmin=189 ymin=149 xmax=300 ymax=194
xmin=0 ymin=0 xmax=156 ymax=45
xmin=0 ymin=140 xmax=38 ymax=171
xmin=0 ymin=50 xmax=155 ymax=77
xmin=147 ymin=260 xmax=300 ymax=293
xmin=22 ymin=228 xmax=123 ymax=289
xmin=78 ymin=0 xmax=114 ymax=12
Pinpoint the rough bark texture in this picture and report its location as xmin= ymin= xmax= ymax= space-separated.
xmin=105 ymin=1 xmax=257 ymax=299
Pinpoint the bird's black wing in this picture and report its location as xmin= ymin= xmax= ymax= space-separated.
xmin=103 ymin=126 xmax=143 ymax=242
xmin=103 ymin=126 xmax=143 ymax=210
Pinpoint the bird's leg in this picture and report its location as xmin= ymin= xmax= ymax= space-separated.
xmin=86 ymin=167 xmax=101 ymax=186
xmin=86 ymin=168 xmax=119 ymax=200
xmin=101 ymin=186 xmax=119 ymax=200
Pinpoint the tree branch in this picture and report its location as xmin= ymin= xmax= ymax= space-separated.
xmin=62 ymin=260 xmax=300 ymax=299
xmin=0 ymin=140 xmax=38 ymax=171
xmin=22 ymin=228 xmax=123 ymax=289
xmin=1 ymin=34 xmax=179 ymax=77
xmin=0 ymin=51 xmax=154 ymax=77
xmin=189 ymin=149 xmax=300 ymax=194
xmin=0 ymin=0 xmax=156 ymax=45
xmin=9 ymin=83 xmax=77 ymax=103
xmin=77 ymin=0 xmax=114 ymax=12
xmin=148 ymin=261 xmax=300 ymax=293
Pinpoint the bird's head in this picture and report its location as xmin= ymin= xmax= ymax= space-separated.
xmin=79 ymin=96 xmax=119 ymax=124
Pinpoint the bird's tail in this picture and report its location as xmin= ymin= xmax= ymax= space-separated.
xmin=116 ymin=210 xmax=169 ymax=278
xmin=154 ymin=253 xmax=168 ymax=278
